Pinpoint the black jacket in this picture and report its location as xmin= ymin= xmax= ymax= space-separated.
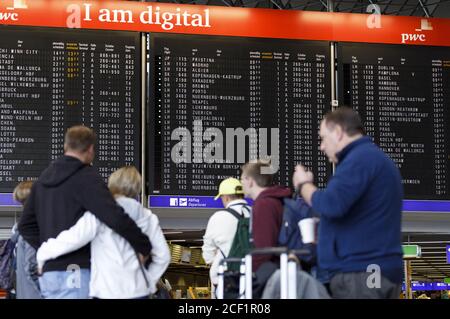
xmin=18 ymin=155 xmax=152 ymax=272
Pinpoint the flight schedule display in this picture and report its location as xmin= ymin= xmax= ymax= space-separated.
xmin=339 ymin=42 xmax=450 ymax=201
xmin=0 ymin=27 xmax=141 ymax=197
xmin=148 ymin=34 xmax=332 ymax=207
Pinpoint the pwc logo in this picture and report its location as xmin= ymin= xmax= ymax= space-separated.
xmin=0 ymin=0 xmax=27 ymax=22
xmin=401 ymin=19 xmax=433 ymax=44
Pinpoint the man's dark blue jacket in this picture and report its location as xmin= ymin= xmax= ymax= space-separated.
xmin=312 ymin=136 xmax=403 ymax=284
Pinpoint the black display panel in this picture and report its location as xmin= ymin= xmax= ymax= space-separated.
xmin=0 ymin=27 xmax=141 ymax=193
xmin=149 ymin=33 xmax=332 ymax=197
xmin=338 ymin=42 xmax=450 ymax=200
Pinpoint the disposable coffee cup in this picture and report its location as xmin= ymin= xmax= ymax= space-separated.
xmin=298 ymin=218 xmax=317 ymax=244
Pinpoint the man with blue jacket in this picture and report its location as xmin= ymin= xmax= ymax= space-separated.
xmin=292 ymin=107 xmax=403 ymax=299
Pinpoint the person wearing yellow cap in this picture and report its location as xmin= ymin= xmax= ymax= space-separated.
xmin=202 ymin=177 xmax=251 ymax=298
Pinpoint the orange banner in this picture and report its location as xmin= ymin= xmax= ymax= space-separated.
xmin=0 ymin=0 xmax=449 ymax=46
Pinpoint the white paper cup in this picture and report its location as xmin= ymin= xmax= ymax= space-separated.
xmin=298 ymin=218 xmax=317 ymax=244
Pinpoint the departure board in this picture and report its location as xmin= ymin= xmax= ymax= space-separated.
xmin=339 ymin=43 xmax=450 ymax=200
xmin=148 ymin=34 xmax=332 ymax=199
xmin=0 ymin=27 xmax=140 ymax=193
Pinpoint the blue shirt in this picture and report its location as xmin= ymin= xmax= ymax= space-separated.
xmin=312 ymin=136 xmax=404 ymax=284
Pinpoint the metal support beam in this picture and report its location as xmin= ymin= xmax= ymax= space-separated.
xmin=429 ymin=3 xmax=440 ymax=17
xmin=327 ymin=0 xmax=334 ymax=12
xmin=303 ymin=0 xmax=312 ymax=10
xmin=350 ymin=0 xmax=362 ymax=13
xmin=409 ymin=1 xmax=423 ymax=16
xmin=382 ymin=0 xmax=395 ymax=14
xmin=419 ymin=0 xmax=431 ymax=17
xmin=292 ymin=0 xmax=323 ymax=10
xmin=319 ymin=0 xmax=328 ymax=10
xmin=396 ymin=0 xmax=410 ymax=16
xmin=334 ymin=0 xmax=342 ymax=12
xmin=220 ymin=0 xmax=232 ymax=6
xmin=269 ymin=0 xmax=283 ymax=9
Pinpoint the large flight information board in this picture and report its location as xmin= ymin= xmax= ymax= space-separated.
xmin=148 ymin=34 xmax=332 ymax=208
xmin=339 ymin=42 xmax=450 ymax=202
xmin=0 ymin=27 xmax=141 ymax=199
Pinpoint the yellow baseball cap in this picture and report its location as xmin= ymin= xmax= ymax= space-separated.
xmin=214 ymin=178 xmax=244 ymax=200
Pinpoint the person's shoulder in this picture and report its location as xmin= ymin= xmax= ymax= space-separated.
xmin=73 ymin=165 xmax=103 ymax=184
xmin=255 ymin=194 xmax=283 ymax=206
xmin=116 ymin=196 xmax=139 ymax=207
xmin=344 ymin=142 xmax=379 ymax=167
xmin=209 ymin=209 xmax=237 ymax=223
xmin=115 ymin=196 xmax=146 ymax=220
xmin=77 ymin=164 xmax=98 ymax=175
xmin=356 ymin=142 xmax=394 ymax=168
xmin=211 ymin=208 xmax=232 ymax=217
xmin=253 ymin=197 xmax=282 ymax=216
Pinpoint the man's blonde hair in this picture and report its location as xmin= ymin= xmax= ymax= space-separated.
xmin=13 ymin=180 xmax=33 ymax=204
xmin=108 ymin=166 xmax=142 ymax=198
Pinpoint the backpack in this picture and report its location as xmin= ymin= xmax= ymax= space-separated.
xmin=217 ymin=204 xmax=252 ymax=298
xmin=277 ymin=196 xmax=317 ymax=268
xmin=0 ymin=238 xmax=16 ymax=290
xmin=224 ymin=204 xmax=252 ymax=272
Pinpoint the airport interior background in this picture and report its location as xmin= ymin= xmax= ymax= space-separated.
xmin=1 ymin=0 xmax=450 ymax=299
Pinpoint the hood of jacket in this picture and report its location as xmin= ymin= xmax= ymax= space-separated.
xmin=39 ymin=155 xmax=86 ymax=187
xmin=257 ymin=185 xmax=292 ymax=201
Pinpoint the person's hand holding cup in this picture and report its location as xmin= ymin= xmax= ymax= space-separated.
xmin=293 ymin=165 xmax=314 ymax=193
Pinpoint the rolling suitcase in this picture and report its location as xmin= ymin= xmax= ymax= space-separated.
xmin=217 ymin=247 xmax=310 ymax=299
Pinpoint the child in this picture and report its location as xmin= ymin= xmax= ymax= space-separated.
xmin=14 ymin=181 xmax=42 ymax=299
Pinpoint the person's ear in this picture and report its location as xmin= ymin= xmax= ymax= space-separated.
xmin=335 ymin=125 xmax=344 ymax=141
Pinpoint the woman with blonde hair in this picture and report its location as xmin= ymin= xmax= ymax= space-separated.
xmin=36 ymin=166 xmax=170 ymax=299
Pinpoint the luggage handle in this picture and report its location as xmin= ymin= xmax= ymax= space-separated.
xmin=217 ymin=257 xmax=247 ymax=300
xmin=249 ymin=247 xmax=310 ymax=257
xmin=217 ymin=249 xmax=310 ymax=299
xmin=246 ymin=248 xmax=310 ymax=299
xmin=218 ymin=257 xmax=244 ymax=265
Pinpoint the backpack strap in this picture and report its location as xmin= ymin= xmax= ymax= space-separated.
xmin=217 ymin=208 xmax=243 ymax=259
xmin=135 ymin=251 xmax=150 ymax=288
xmin=224 ymin=204 xmax=253 ymax=239
xmin=225 ymin=203 xmax=251 ymax=219
xmin=239 ymin=205 xmax=252 ymax=237
xmin=224 ymin=207 xmax=244 ymax=220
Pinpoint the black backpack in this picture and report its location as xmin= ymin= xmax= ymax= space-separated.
xmin=0 ymin=238 xmax=16 ymax=291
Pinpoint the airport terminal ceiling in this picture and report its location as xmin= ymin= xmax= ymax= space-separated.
xmin=134 ymin=0 xmax=450 ymax=18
